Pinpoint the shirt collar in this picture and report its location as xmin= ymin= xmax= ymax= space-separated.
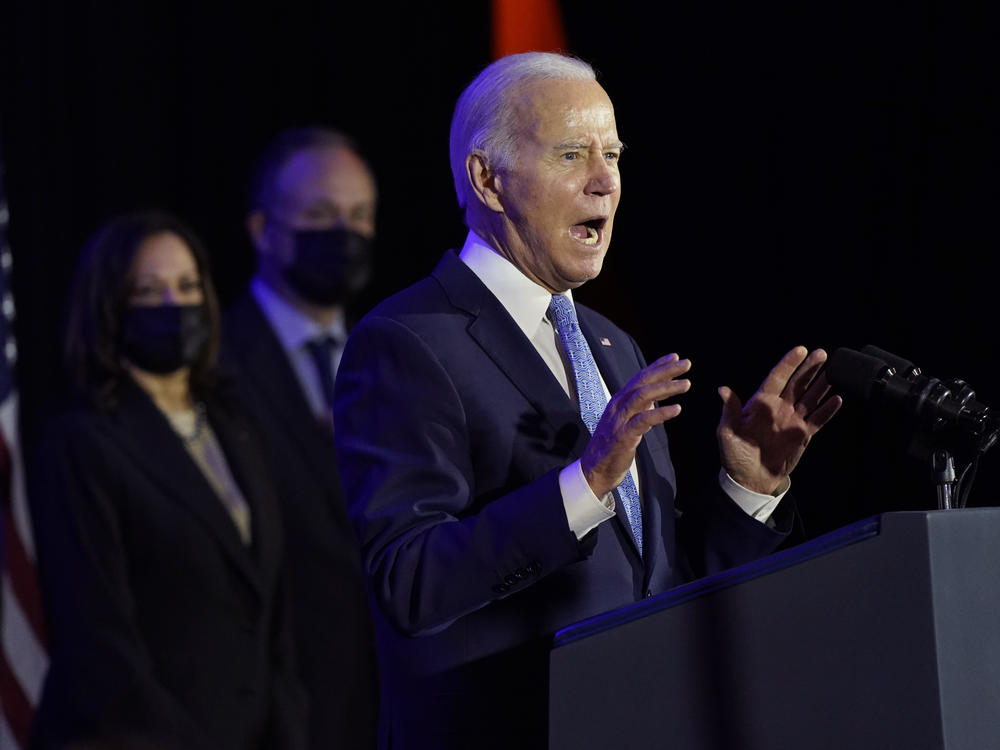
xmin=458 ymin=230 xmax=573 ymax=339
xmin=250 ymin=276 xmax=347 ymax=352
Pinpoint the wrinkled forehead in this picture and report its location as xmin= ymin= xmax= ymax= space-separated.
xmin=507 ymin=78 xmax=618 ymax=145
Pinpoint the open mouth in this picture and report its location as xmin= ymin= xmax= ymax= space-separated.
xmin=569 ymin=217 xmax=607 ymax=246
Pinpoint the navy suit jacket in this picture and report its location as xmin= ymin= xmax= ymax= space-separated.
xmin=222 ymin=294 xmax=379 ymax=750
xmin=334 ymin=250 xmax=792 ymax=749
xmin=29 ymin=381 xmax=305 ymax=750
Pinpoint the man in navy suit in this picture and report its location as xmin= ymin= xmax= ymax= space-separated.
xmin=333 ymin=52 xmax=842 ymax=750
xmin=222 ymin=127 xmax=379 ymax=750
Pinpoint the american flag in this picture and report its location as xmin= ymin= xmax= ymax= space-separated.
xmin=0 ymin=154 xmax=48 ymax=748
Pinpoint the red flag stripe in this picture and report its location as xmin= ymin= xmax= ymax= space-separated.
xmin=0 ymin=646 xmax=32 ymax=748
xmin=2 ymin=577 xmax=47 ymax=701
xmin=3 ymin=504 xmax=46 ymax=644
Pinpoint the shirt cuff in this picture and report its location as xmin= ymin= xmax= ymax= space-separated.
xmin=560 ymin=460 xmax=616 ymax=540
xmin=719 ymin=468 xmax=790 ymax=525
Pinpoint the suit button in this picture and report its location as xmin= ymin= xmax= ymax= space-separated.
xmin=645 ymin=589 xmax=653 ymax=598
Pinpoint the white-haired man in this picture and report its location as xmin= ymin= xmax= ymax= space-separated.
xmin=334 ymin=52 xmax=840 ymax=750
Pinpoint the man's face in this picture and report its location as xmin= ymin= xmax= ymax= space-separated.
xmin=276 ymin=145 xmax=376 ymax=235
xmin=257 ymin=144 xmax=377 ymax=264
xmin=492 ymin=78 xmax=622 ymax=293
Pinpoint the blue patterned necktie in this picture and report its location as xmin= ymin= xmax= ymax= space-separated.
xmin=547 ymin=294 xmax=642 ymax=555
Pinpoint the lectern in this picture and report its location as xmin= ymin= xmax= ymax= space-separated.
xmin=549 ymin=509 xmax=1000 ymax=750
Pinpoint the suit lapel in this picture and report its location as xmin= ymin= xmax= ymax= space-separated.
xmin=433 ymin=252 xmax=586 ymax=450
xmin=206 ymin=399 xmax=279 ymax=576
xmin=226 ymin=296 xmax=340 ymax=487
xmin=110 ymin=383 xmax=263 ymax=594
xmin=582 ymin=321 xmax=629 ymax=396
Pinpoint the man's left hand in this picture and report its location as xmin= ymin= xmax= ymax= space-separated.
xmin=716 ymin=346 xmax=842 ymax=495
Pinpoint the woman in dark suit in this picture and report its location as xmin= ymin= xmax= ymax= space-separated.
xmin=29 ymin=211 xmax=306 ymax=750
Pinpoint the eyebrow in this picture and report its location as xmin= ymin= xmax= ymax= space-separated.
xmin=553 ymin=139 xmax=625 ymax=151
xmin=131 ymin=271 xmax=200 ymax=282
xmin=303 ymin=198 xmax=375 ymax=213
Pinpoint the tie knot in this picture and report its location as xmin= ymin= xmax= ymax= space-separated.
xmin=305 ymin=334 xmax=340 ymax=358
xmin=547 ymin=294 xmax=578 ymax=331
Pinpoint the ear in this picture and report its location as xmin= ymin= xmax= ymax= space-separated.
xmin=246 ymin=210 xmax=270 ymax=254
xmin=465 ymin=151 xmax=505 ymax=214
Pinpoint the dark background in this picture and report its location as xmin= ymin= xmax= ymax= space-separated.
xmin=2 ymin=0 xmax=999 ymax=539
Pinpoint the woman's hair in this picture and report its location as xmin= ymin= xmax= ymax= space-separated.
xmin=63 ymin=210 xmax=221 ymax=407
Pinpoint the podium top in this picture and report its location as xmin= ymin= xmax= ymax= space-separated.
xmin=553 ymin=513 xmax=882 ymax=648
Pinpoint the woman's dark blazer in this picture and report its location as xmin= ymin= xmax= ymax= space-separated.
xmin=28 ymin=379 xmax=306 ymax=750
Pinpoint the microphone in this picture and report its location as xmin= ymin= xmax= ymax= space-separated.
xmin=825 ymin=346 xmax=1000 ymax=456
xmin=859 ymin=345 xmax=919 ymax=380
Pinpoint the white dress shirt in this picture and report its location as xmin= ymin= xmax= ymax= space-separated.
xmin=458 ymin=231 xmax=787 ymax=540
xmin=250 ymin=276 xmax=348 ymax=419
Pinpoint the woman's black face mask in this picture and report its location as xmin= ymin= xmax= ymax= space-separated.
xmin=120 ymin=304 xmax=210 ymax=374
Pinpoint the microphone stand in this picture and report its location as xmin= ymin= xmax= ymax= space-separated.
xmin=827 ymin=347 xmax=1000 ymax=510
xmin=931 ymin=449 xmax=956 ymax=510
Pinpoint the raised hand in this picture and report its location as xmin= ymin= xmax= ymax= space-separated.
xmin=581 ymin=353 xmax=691 ymax=498
xmin=717 ymin=346 xmax=842 ymax=495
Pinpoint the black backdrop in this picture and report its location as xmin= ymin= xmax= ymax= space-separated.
xmin=3 ymin=0 xmax=999 ymax=539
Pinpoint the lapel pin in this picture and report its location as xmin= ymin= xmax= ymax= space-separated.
xmin=600 ymin=337 xmax=612 ymax=347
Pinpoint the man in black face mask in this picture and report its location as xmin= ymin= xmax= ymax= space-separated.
xmin=221 ymin=126 xmax=380 ymax=750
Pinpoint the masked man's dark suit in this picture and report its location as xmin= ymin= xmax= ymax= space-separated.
xmin=29 ymin=381 xmax=305 ymax=750
xmin=222 ymin=294 xmax=379 ymax=750
xmin=333 ymin=249 xmax=794 ymax=750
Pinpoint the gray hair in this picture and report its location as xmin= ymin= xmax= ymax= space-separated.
xmin=449 ymin=52 xmax=596 ymax=214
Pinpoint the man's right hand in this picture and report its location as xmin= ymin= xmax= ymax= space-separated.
xmin=580 ymin=354 xmax=691 ymax=498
